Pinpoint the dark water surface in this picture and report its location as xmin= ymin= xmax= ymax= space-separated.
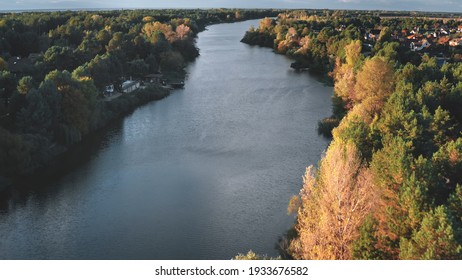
xmin=0 ymin=20 xmax=332 ymax=259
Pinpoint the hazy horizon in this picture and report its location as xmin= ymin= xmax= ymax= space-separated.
xmin=1 ymin=1 xmax=461 ymax=13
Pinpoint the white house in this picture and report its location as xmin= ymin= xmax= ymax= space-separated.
xmin=122 ymin=80 xmax=140 ymax=93
xmin=105 ymin=84 xmax=114 ymax=95
xmin=410 ymin=39 xmax=431 ymax=51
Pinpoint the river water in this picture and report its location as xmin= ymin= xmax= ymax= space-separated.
xmin=0 ymin=19 xmax=332 ymax=259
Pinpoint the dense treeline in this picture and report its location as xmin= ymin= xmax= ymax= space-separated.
xmin=242 ymin=11 xmax=462 ymax=76
xmin=290 ymin=49 xmax=462 ymax=260
xmin=240 ymin=11 xmax=462 ymax=259
xmin=0 ymin=9 xmax=279 ymax=180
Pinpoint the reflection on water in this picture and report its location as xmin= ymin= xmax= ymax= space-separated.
xmin=0 ymin=19 xmax=332 ymax=259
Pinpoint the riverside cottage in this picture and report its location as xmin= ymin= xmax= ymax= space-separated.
xmin=121 ymin=80 xmax=140 ymax=93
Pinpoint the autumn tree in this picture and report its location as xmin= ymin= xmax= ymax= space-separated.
xmin=142 ymin=21 xmax=176 ymax=43
xmin=346 ymin=56 xmax=395 ymax=123
xmin=175 ymin=24 xmax=191 ymax=40
xmin=289 ymin=141 xmax=376 ymax=259
xmin=333 ymin=40 xmax=362 ymax=108
xmin=354 ymin=56 xmax=395 ymax=104
xmin=258 ymin=17 xmax=273 ymax=32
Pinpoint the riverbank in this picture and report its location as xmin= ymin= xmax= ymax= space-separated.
xmin=240 ymin=11 xmax=462 ymax=260
xmin=0 ymin=11 xmax=282 ymax=187
xmin=0 ymin=85 xmax=170 ymax=188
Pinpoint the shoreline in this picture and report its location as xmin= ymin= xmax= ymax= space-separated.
xmin=2 ymin=85 xmax=171 ymax=188
xmin=0 ymin=16 xmax=275 ymax=189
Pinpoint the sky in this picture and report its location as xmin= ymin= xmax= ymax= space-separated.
xmin=1 ymin=0 xmax=461 ymax=13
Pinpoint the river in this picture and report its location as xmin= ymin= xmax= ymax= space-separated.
xmin=0 ymin=19 xmax=332 ymax=259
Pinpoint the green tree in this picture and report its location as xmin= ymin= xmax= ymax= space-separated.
xmin=369 ymin=136 xmax=413 ymax=258
xmin=16 ymin=89 xmax=52 ymax=134
xmin=43 ymin=45 xmax=75 ymax=71
xmin=44 ymin=70 xmax=92 ymax=135
xmin=352 ymin=216 xmax=384 ymax=259
xmin=0 ymin=127 xmax=31 ymax=176
xmin=160 ymin=51 xmax=184 ymax=72
xmin=430 ymin=106 xmax=456 ymax=147
xmin=432 ymin=139 xmax=462 ymax=199
xmin=399 ymin=207 xmax=461 ymax=259
xmin=128 ymin=59 xmax=149 ymax=79
xmin=17 ymin=76 xmax=34 ymax=95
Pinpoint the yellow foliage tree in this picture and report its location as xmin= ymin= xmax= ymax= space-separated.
xmin=296 ymin=36 xmax=311 ymax=55
xmin=344 ymin=40 xmax=362 ymax=67
xmin=259 ymin=17 xmax=273 ymax=31
xmin=333 ymin=47 xmax=395 ymax=124
xmin=333 ymin=59 xmax=356 ymax=108
xmin=290 ymin=141 xmax=377 ymax=259
xmin=142 ymin=21 xmax=176 ymax=43
xmin=333 ymin=40 xmax=362 ymax=108
xmin=353 ymin=56 xmax=395 ymax=104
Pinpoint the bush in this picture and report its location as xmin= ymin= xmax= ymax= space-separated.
xmin=317 ymin=117 xmax=340 ymax=138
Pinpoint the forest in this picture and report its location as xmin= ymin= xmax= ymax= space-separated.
xmin=0 ymin=9 xmax=279 ymax=182
xmin=2 ymin=8 xmax=462 ymax=260
xmin=239 ymin=11 xmax=462 ymax=260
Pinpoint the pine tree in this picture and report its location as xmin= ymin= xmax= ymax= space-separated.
xmin=399 ymin=206 xmax=461 ymax=259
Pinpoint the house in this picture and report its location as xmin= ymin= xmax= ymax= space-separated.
xmin=438 ymin=36 xmax=450 ymax=45
xmin=336 ymin=25 xmax=346 ymax=32
xmin=449 ymin=38 xmax=462 ymax=47
xmin=104 ymin=84 xmax=114 ymax=95
xmin=458 ymin=26 xmax=462 ymax=33
xmin=410 ymin=39 xmax=431 ymax=52
xmin=121 ymin=80 xmax=140 ymax=93
xmin=362 ymin=43 xmax=373 ymax=50
xmin=364 ymin=29 xmax=381 ymax=41
xmin=407 ymin=34 xmax=423 ymax=41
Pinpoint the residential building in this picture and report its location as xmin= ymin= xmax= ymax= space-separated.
xmin=449 ymin=38 xmax=462 ymax=47
xmin=410 ymin=39 xmax=431 ymax=51
xmin=121 ymin=80 xmax=140 ymax=93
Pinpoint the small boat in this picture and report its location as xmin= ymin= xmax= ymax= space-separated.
xmin=290 ymin=61 xmax=309 ymax=71
xmin=169 ymin=81 xmax=185 ymax=89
